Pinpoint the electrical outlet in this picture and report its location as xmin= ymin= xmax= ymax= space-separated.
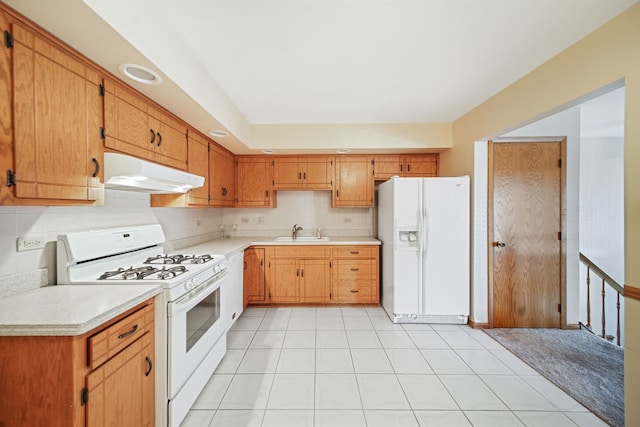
xmin=196 ymin=219 xmax=202 ymax=227
xmin=257 ymin=216 xmax=264 ymax=225
xmin=241 ymin=218 xmax=249 ymax=224
xmin=17 ymin=237 xmax=47 ymax=252
xmin=343 ymin=217 xmax=352 ymax=223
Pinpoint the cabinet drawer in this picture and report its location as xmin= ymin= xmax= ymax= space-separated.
xmin=333 ymin=246 xmax=376 ymax=258
xmin=335 ymin=260 xmax=373 ymax=280
xmin=336 ymin=282 xmax=372 ymax=302
xmin=273 ymin=246 xmax=327 ymax=259
xmin=88 ymin=304 xmax=151 ymax=369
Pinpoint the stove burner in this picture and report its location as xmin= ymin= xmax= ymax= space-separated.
xmin=98 ymin=265 xmax=188 ymax=281
xmin=144 ymin=254 xmax=214 ymax=265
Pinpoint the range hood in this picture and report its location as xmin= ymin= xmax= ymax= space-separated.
xmin=104 ymin=152 xmax=204 ymax=194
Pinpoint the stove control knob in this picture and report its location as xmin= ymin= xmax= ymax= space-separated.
xmin=185 ymin=281 xmax=193 ymax=291
xmin=213 ymin=265 xmax=221 ymax=273
xmin=218 ymin=263 xmax=226 ymax=271
xmin=192 ymin=277 xmax=201 ymax=288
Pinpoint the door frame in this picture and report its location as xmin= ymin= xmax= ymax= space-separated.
xmin=487 ymin=137 xmax=567 ymax=328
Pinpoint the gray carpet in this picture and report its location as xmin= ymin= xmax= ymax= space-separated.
xmin=484 ymin=328 xmax=624 ymax=427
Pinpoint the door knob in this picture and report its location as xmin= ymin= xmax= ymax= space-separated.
xmin=495 ymin=241 xmax=506 ymax=248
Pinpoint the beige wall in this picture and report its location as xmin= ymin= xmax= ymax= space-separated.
xmin=441 ymin=4 xmax=640 ymax=424
xmin=247 ymin=123 xmax=452 ymax=154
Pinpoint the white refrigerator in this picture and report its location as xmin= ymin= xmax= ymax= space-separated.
xmin=378 ymin=176 xmax=470 ymax=324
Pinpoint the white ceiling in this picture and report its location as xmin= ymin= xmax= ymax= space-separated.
xmin=3 ymin=0 xmax=636 ymax=149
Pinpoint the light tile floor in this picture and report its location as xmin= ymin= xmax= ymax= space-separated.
xmin=181 ymin=306 xmax=607 ymax=427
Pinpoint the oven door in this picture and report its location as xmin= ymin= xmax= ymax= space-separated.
xmin=167 ymin=272 xmax=227 ymax=398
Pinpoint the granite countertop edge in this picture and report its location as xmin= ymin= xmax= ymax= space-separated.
xmin=177 ymin=236 xmax=381 ymax=257
xmin=0 ymin=285 xmax=162 ymax=337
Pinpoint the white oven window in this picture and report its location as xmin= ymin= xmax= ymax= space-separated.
xmin=186 ymin=287 xmax=220 ymax=351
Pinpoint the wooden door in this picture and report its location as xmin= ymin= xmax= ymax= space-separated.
xmin=244 ymin=247 xmax=266 ymax=304
xmin=186 ymin=131 xmax=209 ymax=206
xmin=86 ymin=337 xmax=145 ymax=426
xmin=300 ymin=259 xmax=330 ymax=303
xmin=209 ymin=145 xmax=235 ymax=207
xmin=103 ymin=80 xmax=154 ymax=161
xmin=303 ymin=157 xmax=334 ymax=190
xmin=273 ymin=157 xmax=301 ymax=189
xmin=236 ymin=157 xmax=274 ymax=207
xmin=333 ymin=156 xmax=373 ymax=207
xmin=270 ymin=258 xmax=300 ymax=303
xmin=12 ymin=22 xmax=101 ymax=200
xmin=373 ymin=156 xmax=402 ymax=180
xmin=149 ymin=108 xmax=187 ymax=170
xmin=403 ymin=154 xmax=438 ymax=177
xmin=491 ymin=141 xmax=562 ymax=328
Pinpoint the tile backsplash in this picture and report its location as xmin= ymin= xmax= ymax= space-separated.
xmin=0 ymin=189 xmax=374 ymax=297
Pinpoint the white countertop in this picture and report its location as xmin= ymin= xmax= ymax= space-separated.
xmin=178 ymin=236 xmax=381 ymax=257
xmin=0 ymin=285 xmax=162 ymax=337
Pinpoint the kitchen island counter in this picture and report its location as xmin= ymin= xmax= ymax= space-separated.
xmin=0 ymin=284 xmax=161 ymax=336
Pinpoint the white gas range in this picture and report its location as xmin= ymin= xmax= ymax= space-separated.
xmin=57 ymin=224 xmax=227 ymax=427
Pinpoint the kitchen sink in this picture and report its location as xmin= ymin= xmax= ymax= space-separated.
xmin=274 ymin=236 xmax=330 ymax=242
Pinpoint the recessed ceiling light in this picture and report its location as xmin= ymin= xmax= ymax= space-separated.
xmin=336 ymin=149 xmax=351 ymax=154
xmin=118 ymin=64 xmax=162 ymax=85
xmin=208 ymin=130 xmax=228 ymax=138
xmin=262 ymin=149 xmax=276 ymax=154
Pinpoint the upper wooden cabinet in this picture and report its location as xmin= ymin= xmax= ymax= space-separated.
xmin=373 ymin=154 xmax=439 ymax=180
xmin=208 ymin=143 xmax=236 ymax=207
xmin=103 ymin=79 xmax=187 ymax=171
xmin=333 ymin=156 xmax=374 ymax=207
xmin=1 ymin=18 xmax=103 ymax=204
xmin=186 ymin=130 xmax=210 ymax=206
xmin=236 ymin=157 xmax=275 ymax=208
xmin=272 ymin=156 xmax=334 ymax=190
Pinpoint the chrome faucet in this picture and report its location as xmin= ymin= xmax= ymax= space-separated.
xmin=292 ymin=223 xmax=303 ymax=240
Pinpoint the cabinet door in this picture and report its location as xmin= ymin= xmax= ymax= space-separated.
xmin=333 ymin=156 xmax=373 ymax=207
xmin=209 ymin=144 xmax=235 ymax=207
xmin=300 ymin=259 xmax=330 ymax=303
xmin=244 ymin=247 xmax=266 ymax=305
xmin=86 ymin=336 xmax=147 ymax=427
xmin=403 ymin=154 xmax=438 ymax=177
xmin=273 ymin=157 xmax=301 ymax=190
xmin=303 ymin=157 xmax=334 ymax=190
xmin=237 ymin=157 xmax=274 ymax=207
xmin=270 ymin=258 xmax=300 ymax=303
xmin=186 ymin=131 xmax=209 ymax=206
xmin=148 ymin=107 xmax=187 ymax=170
xmin=373 ymin=156 xmax=403 ymax=180
xmin=103 ymin=80 xmax=154 ymax=161
xmin=11 ymin=22 xmax=102 ymax=201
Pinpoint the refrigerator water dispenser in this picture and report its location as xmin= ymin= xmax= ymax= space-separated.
xmin=397 ymin=230 xmax=419 ymax=249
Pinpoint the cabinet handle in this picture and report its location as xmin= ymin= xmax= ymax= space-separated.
xmin=301 ymin=268 xmax=304 ymax=278
xmin=303 ymin=172 xmax=306 ymax=180
xmin=265 ymin=190 xmax=269 ymax=198
xmin=407 ymin=164 xmax=411 ymax=172
xmin=400 ymin=164 xmax=403 ymax=172
xmin=118 ymin=324 xmax=138 ymax=339
xmin=350 ymin=290 xmax=359 ymax=293
xmin=298 ymin=172 xmax=301 ymax=180
xmin=150 ymin=129 xmax=156 ymax=144
xmin=336 ymin=189 xmax=339 ymax=198
xmin=91 ymin=158 xmax=100 ymax=177
xmin=145 ymin=356 xmax=153 ymax=376
xmin=350 ymin=268 xmax=359 ymax=272
xmin=350 ymin=251 xmax=359 ymax=255
xmin=221 ymin=187 xmax=226 ymax=196
xmin=157 ymin=132 xmax=162 ymax=146
xmin=296 ymin=268 xmax=299 ymax=277
xmin=244 ymin=261 xmax=247 ymax=270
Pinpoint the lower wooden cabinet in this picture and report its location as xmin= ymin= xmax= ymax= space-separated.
xmin=0 ymin=299 xmax=155 ymax=427
xmin=331 ymin=246 xmax=379 ymax=303
xmin=244 ymin=245 xmax=379 ymax=306
xmin=244 ymin=247 xmax=267 ymax=305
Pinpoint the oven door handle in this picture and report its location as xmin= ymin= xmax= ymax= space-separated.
xmin=168 ymin=272 xmax=227 ymax=317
